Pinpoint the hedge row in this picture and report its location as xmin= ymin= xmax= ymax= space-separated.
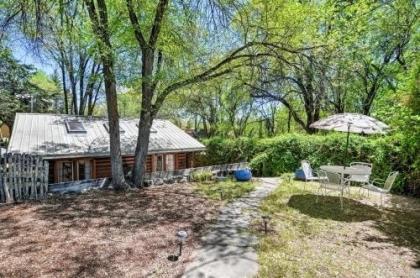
xmin=196 ymin=134 xmax=419 ymax=194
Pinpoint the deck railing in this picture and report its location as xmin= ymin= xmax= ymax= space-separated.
xmin=143 ymin=162 xmax=249 ymax=182
xmin=49 ymin=178 xmax=107 ymax=194
xmin=44 ymin=162 xmax=249 ymax=194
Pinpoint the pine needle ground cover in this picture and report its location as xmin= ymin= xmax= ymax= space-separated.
xmin=0 ymin=184 xmax=221 ymax=277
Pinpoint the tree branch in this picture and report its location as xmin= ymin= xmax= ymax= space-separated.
xmin=245 ymin=82 xmax=308 ymax=131
xmin=152 ymin=41 xmax=319 ymax=116
xmin=149 ymin=0 xmax=169 ymax=47
xmin=151 ymin=50 xmax=163 ymax=92
xmin=126 ymin=0 xmax=147 ymax=48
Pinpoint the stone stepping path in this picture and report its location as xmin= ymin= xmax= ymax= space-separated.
xmin=182 ymin=177 xmax=280 ymax=278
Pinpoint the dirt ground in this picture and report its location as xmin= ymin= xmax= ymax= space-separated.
xmin=0 ymin=184 xmax=221 ymax=278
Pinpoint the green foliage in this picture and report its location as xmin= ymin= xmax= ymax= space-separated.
xmin=30 ymin=71 xmax=60 ymax=95
xmin=195 ymin=136 xmax=257 ymax=166
xmin=201 ymin=133 xmax=419 ymax=194
xmin=194 ymin=179 xmax=255 ymax=201
xmin=373 ymin=52 xmax=420 ymax=191
xmin=0 ymin=46 xmax=58 ymax=126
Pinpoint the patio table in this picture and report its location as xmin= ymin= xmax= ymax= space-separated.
xmin=320 ymin=165 xmax=372 ymax=186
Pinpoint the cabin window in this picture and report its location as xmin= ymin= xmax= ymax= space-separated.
xmin=65 ymin=120 xmax=86 ymax=133
xmin=156 ymin=155 xmax=163 ymax=172
xmin=77 ymin=160 xmax=92 ymax=180
xmin=56 ymin=159 xmax=92 ymax=183
xmin=57 ymin=161 xmax=73 ymax=182
xmin=166 ymin=154 xmax=175 ymax=171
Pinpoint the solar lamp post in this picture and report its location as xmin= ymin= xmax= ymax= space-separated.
xmin=262 ymin=214 xmax=271 ymax=234
xmin=176 ymin=230 xmax=188 ymax=257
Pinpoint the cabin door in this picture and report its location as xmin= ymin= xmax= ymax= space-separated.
xmin=166 ymin=154 xmax=175 ymax=171
xmin=77 ymin=159 xmax=92 ymax=180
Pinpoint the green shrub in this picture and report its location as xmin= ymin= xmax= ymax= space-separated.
xmin=191 ymin=170 xmax=213 ymax=182
xmin=200 ymin=133 xmax=419 ymax=195
xmin=195 ymin=136 xmax=257 ymax=166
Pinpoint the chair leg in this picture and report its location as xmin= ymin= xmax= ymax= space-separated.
xmin=316 ymin=185 xmax=323 ymax=203
xmin=358 ymin=186 xmax=364 ymax=197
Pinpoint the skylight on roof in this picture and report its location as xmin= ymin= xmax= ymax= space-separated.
xmin=103 ymin=123 xmax=125 ymax=134
xmin=65 ymin=120 xmax=87 ymax=133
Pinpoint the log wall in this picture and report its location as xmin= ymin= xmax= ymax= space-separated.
xmin=47 ymin=152 xmax=194 ymax=182
xmin=94 ymin=155 xmax=153 ymax=179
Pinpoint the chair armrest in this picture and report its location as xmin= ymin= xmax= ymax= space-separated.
xmin=371 ymin=178 xmax=384 ymax=186
xmin=343 ymin=177 xmax=351 ymax=183
xmin=314 ymin=170 xmax=328 ymax=181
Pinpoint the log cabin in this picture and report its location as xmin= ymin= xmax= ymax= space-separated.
xmin=7 ymin=113 xmax=205 ymax=184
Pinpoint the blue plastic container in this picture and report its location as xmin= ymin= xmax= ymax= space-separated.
xmin=294 ymin=169 xmax=306 ymax=181
xmin=234 ymin=168 xmax=252 ymax=181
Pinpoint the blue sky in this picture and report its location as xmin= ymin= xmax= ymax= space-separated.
xmin=8 ymin=37 xmax=55 ymax=75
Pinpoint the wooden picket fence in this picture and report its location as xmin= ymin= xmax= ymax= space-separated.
xmin=0 ymin=153 xmax=49 ymax=203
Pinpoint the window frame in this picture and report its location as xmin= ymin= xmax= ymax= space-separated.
xmin=65 ymin=119 xmax=87 ymax=133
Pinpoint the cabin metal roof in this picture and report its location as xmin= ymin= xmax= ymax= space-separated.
xmin=8 ymin=113 xmax=205 ymax=159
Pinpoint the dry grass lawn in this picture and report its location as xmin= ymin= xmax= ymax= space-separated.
xmin=0 ymin=184 xmax=221 ymax=278
xmin=255 ymin=179 xmax=420 ymax=278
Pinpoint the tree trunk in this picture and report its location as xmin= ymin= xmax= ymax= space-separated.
xmin=87 ymin=81 xmax=101 ymax=116
xmin=60 ymin=61 xmax=69 ymax=114
xmin=202 ymin=116 xmax=209 ymax=137
xmin=132 ymin=114 xmax=152 ymax=186
xmin=362 ymin=84 xmax=378 ymax=115
xmin=132 ymin=47 xmax=154 ymax=186
xmin=103 ymin=63 xmax=127 ymax=189
xmin=85 ymin=0 xmax=127 ymax=190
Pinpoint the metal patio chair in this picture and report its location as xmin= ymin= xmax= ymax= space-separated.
xmin=346 ymin=162 xmax=372 ymax=187
xmin=301 ymin=160 xmax=323 ymax=182
xmin=317 ymin=170 xmax=345 ymax=209
xmin=362 ymin=171 xmax=398 ymax=207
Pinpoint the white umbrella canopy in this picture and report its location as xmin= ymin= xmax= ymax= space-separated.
xmin=310 ymin=113 xmax=389 ymax=165
xmin=310 ymin=113 xmax=389 ymax=135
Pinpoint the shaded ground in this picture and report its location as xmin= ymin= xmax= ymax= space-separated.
xmin=0 ymin=184 xmax=221 ymax=278
xmin=255 ymin=179 xmax=420 ymax=277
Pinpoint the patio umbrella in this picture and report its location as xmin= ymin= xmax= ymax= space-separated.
xmin=309 ymin=113 xmax=389 ymax=164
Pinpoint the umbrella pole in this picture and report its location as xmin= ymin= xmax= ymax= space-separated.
xmin=345 ymin=124 xmax=351 ymax=166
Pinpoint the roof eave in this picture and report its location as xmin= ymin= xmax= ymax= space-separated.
xmin=41 ymin=147 xmax=206 ymax=160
